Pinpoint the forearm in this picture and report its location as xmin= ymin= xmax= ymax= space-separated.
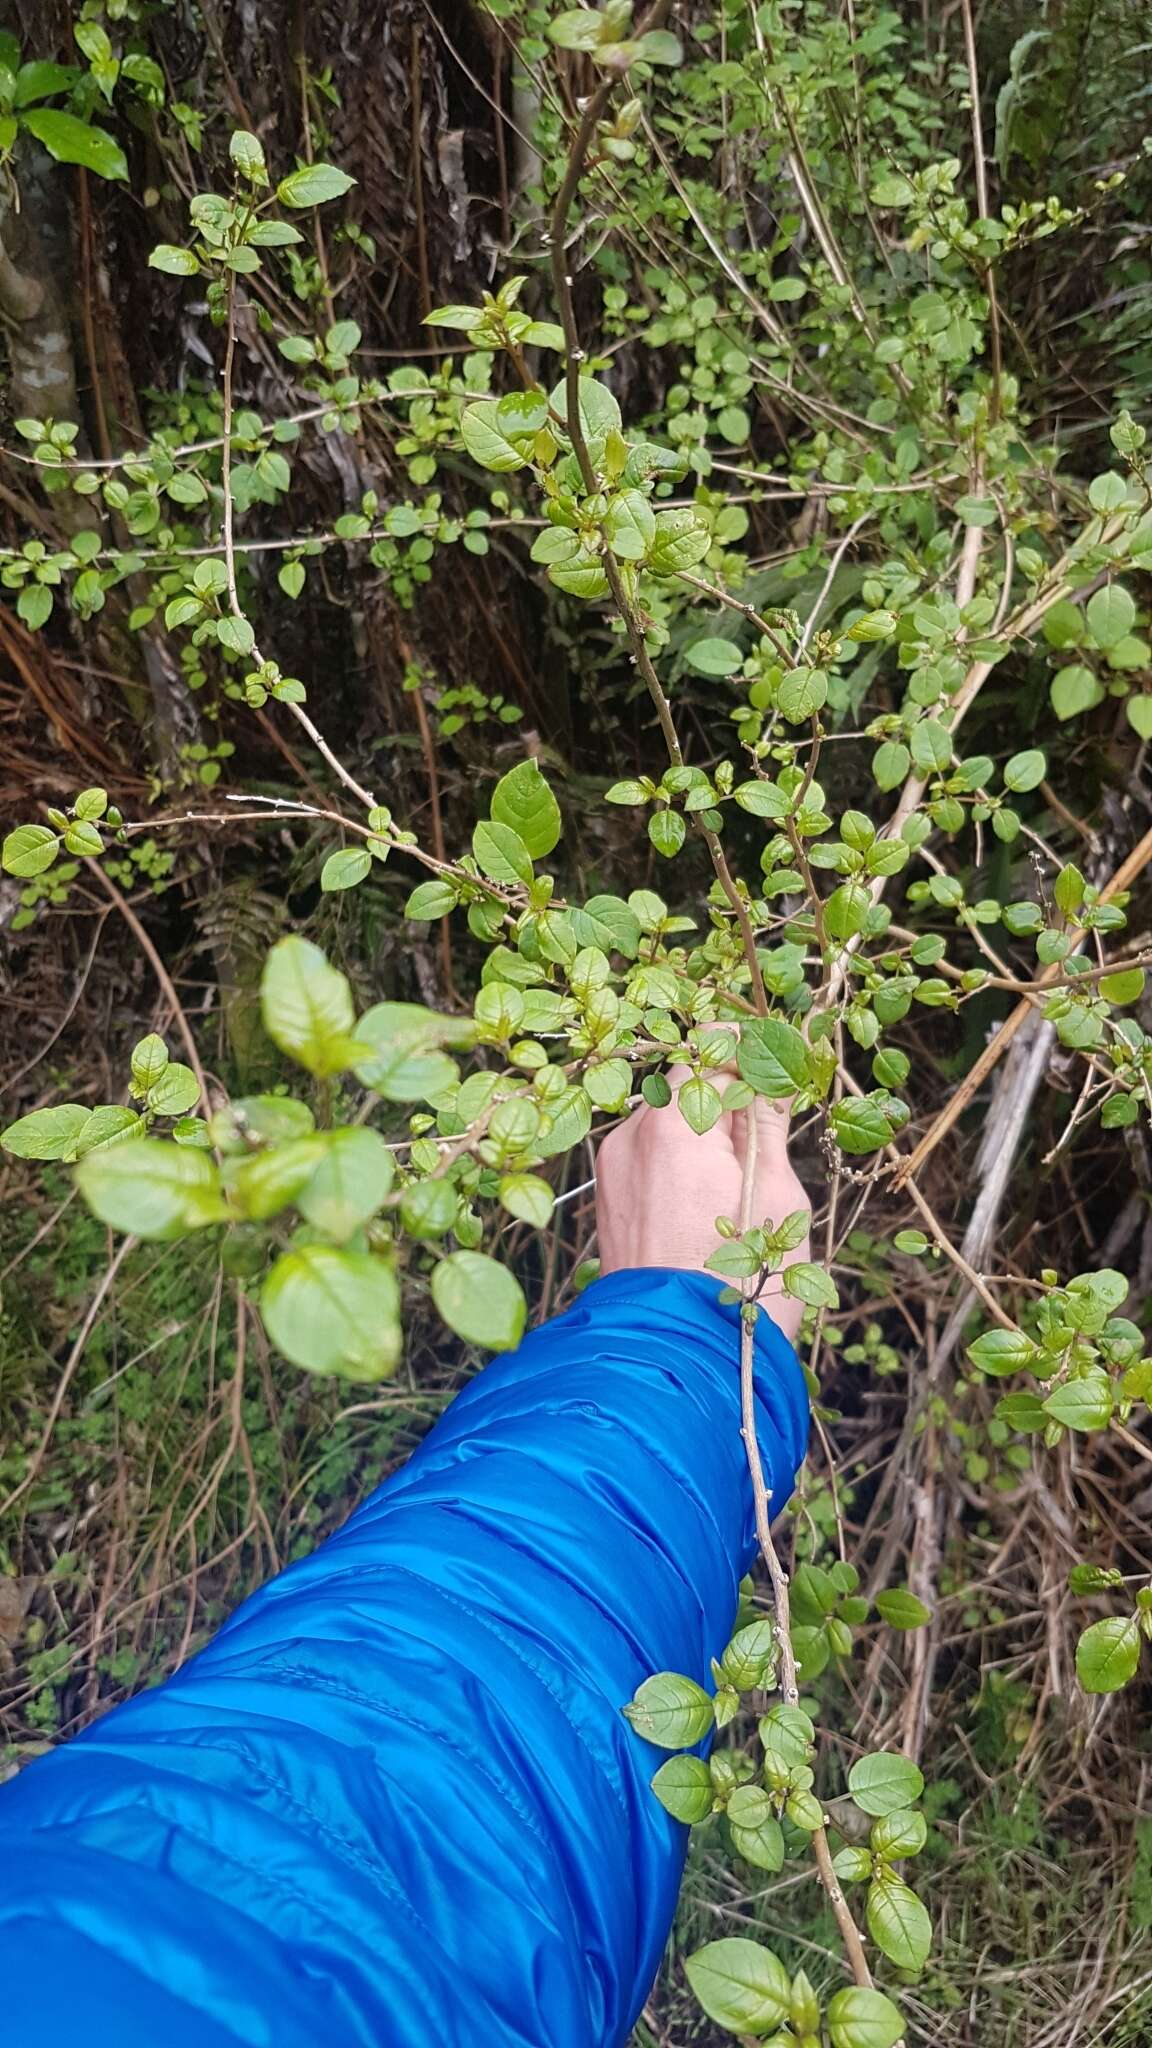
xmin=0 ymin=1270 xmax=808 ymax=2048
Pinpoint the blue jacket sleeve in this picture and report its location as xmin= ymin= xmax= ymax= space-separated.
xmin=0 ymin=1267 xmax=809 ymax=2048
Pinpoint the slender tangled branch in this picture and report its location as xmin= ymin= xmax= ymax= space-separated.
xmin=548 ymin=16 xmax=873 ymax=1989
xmin=218 ymin=276 xmax=378 ymax=812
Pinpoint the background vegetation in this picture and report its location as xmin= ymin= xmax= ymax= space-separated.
xmin=2 ymin=1 xmax=1152 ymax=2042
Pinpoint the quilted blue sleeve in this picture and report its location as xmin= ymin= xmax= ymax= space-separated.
xmin=0 ymin=1267 xmax=809 ymax=2048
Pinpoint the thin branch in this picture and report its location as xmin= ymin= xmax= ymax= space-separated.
xmin=959 ymin=0 xmax=1002 ymax=420
xmin=217 ymin=275 xmax=378 ymax=812
xmin=736 ymin=1114 xmax=874 ymax=1990
xmin=0 ymin=1233 xmax=136 ymax=1517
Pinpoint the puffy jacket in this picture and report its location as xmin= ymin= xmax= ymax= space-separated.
xmin=0 ymin=1267 xmax=808 ymax=2047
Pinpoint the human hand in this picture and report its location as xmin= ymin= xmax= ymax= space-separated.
xmin=595 ymin=1065 xmax=812 ymax=1342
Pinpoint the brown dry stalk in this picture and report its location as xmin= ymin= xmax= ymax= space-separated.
xmin=736 ymin=1112 xmax=875 ymax=1987
xmin=894 ymin=818 xmax=1152 ymax=1187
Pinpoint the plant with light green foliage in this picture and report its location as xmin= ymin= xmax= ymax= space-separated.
xmin=4 ymin=0 xmax=1152 ymax=2033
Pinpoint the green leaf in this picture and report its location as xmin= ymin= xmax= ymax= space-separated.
xmin=684 ymin=636 xmax=744 ymax=678
xmin=953 ymin=495 xmax=997 ymax=527
xmin=636 ymin=27 xmax=683 ymax=62
xmin=2 ymin=1103 xmax=91 ymax=1161
xmin=571 ymin=894 xmax=641 ymax=957
xmin=758 ymin=1703 xmax=815 ymax=1771
xmin=473 ymin=818 xmax=534 ymax=886
xmin=321 ymin=846 xmax=372 ymax=892
xmin=148 ymin=243 xmax=200 ymax=275
xmin=548 ymin=8 xmax=606 ymax=51
xmin=13 ymin=61 xmax=82 ymax=108
xmin=1003 ymin=748 xmax=1046 ymax=792
xmin=499 ymin=1172 xmax=554 ymax=1228
xmin=1126 ymin=696 xmax=1152 ymax=741
xmin=824 ymin=882 xmax=871 ymax=942
xmin=1086 ymin=584 xmax=1136 ymax=651
xmin=994 ymin=1390 xmax=1048 ymax=1432
xmin=875 ymin=1589 xmax=932 ymax=1629
xmin=261 ymin=1245 xmax=400 ymax=1379
xmin=1050 ymin=664 xmax=1103 ymax=721
xmin=872 ymin=740 xmax=910 ymax=792
xmin=786 ymin=1786 xmax=824 ymax=1832
xmin=431 ymin=1250 xmax=526 ymax=1351
xmin=583 ymin=1059 xmax=631 ymax=1112
xmin=213 ymin=1095 xmax=315 ymax=1151
xmin=648 ymin=810 xmax=686 ymax=858
xmin=548 ymin=553 xmax=609 ymax=599
xmin=1089 ymin=471 xmax=1128 ymax=513
xmin=297 ymin=1126 xmax=395 ymax=1238
xmin=353 ymin=1002 xmax=472 ymax=1102
xmin=648 ymin=509 xmax=712 ymax=575
xmin=217 ymin=613 xmax=255 ymax=656
xmin=967 ymin=1325 xmax=1037 ymax=1376
xmin=715 ymin=404 xmax=750 ymax=444
xmin=1069 ymin=1564 xmax=1125 ymax=1595
xmin=848 ymin=1750 xmax=924 ymax=1817
xmin=720 ymin=1618 xmax=777 ymax=1690
xmin=782 ymin=1262 xmax=837 ymax=1309
xmin=684 ymin=1939 xmax=791 ymax=2036
xmin=778 ymin=665 xmax=828 ymax=723
xmin=1099 ymin=967 xmax=1145 ymax=1004
xmin=827 ymin=1986 xmax=906 ymax=2048
xmin=423 ymin=303 xmax=484 ymax=331
xmin=734 ymin=780 xmax=787 ymax=818
xmin=74 ymin=1106 xmax=144 ymax=1155
xmin=406 ymin=879 xmax=458 ymax=920
xmin=247 ymin=219 xmax=303 ymax=247
xmin=130 ymin=1033 xmax=169 ymax=1092
xmin=624 ymin=1670 xmax=715 ymax=1748
xmin=17 ymin=582 xmax=52 ymax=630
xmin=146 ymin=1063 xmax=201 ymax=1117
xmin=260 ymin=935 xmax=360 ymax=1078
xmin=276 ymin=161 xmax=356 ymax=207
xmin=227 ymin=1136 xmax=327 ymax=1221
xmin=548 ymin=373 xmax=621 ymax=440
xmin=492 ymin=758 xmax=563 ymax=857
xmin=75 ymin=1138 xmax=223 ymax=1239
xmin=522 ymin=319 xmax=566 ymax=349
xmin=1076 ymin=1614 xmax=1141 ymax=1693
xmin=23 ymin=109 xmax=127 ymax=179
xmin=222 ymin=121 xmax=264 ymax=173
xmin=705 ymin=1240 xmax=760 ymax=1279
xmin=678 ymin=1076 xmax=723 ymax=1134
xmin=604 ymin=488 xmax=655 ymax=561
xmin=867 ymin=1873 xmax=931 ymax=1970
xmin=399 ymin=1177 xmax=458 ymax=1240
xmin=830 ymin=1096 xmax=898 ymax=1155
xmin=1043 ymin=1371 xmax=1113 ymax=1432
xmin=871 ymin=1806 xmax=928 ymax=1859
xmin=738 ymin=1017 xmax=810 ymax=1099
xmin=63 ymin=819 xmax=103 ymax=857
xmin=650 ymin=1754 xmax=714 ymax=1823
xmin=3 ymin=823 xmax=59 ymax=877
xmin=727 ymin=1788 xmax=785 ymax=1872
xmin=459 ymin=400 xmax=530 ymax=473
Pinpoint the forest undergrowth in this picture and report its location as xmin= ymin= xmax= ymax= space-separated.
xmin=2 ymin=2 xmax=1152 ymax=2041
